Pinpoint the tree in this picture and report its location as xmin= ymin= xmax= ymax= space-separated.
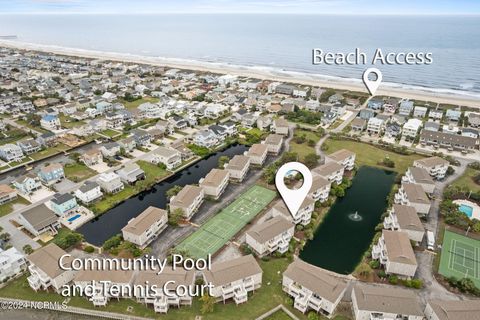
xmin=304 ymin=153 xmax=320 ymax=168
xmin=166 ymin=186 xmax=183 ymax=199
xmin=103 ymin=234 xmax=123 ymax=251
xmin=199 ymin=294 xmax=216 ymax=314
xmin=307 ymin=312 xmax=319 ymax=320
xmin=218 ymin=155 xmax=230 ymax=169
xmin=53 ymin=230 xmax=83 ymax=249
xmin=168 ymin=208 xmax=185 ymax=226
xmin=22 ymin=244 xmax=33 ymax=254
xmin=356 ymin=262 xmax=372 ymax=278
xmin=0 ymin=232 xmax=11 ymax=242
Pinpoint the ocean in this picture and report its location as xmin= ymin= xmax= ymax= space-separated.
xmin=0 ymin=14 xmax=480 ymax=94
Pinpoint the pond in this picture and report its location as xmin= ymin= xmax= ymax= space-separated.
xmin=300 ymin=166 xmax=395 ymax=274
xmin=78 ymin=143 xmax=248 ymax=245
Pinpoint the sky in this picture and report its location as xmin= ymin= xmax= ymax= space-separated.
xmin=1 ymin=0 xmax=480 ymax=14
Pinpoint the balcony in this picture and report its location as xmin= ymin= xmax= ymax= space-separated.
xmin=154 ymin=296 xmax=168 ymax=313
xmin=27 ymin=274 xmax=42 ymax=291
xmin=91 ymin=294 xmax=108 ymax=307
xmin=233 ymin=287 xmax=248 ymax=304
xmin=294 ymin=295 xmax=308 ymax=313
xmin=383 ymin=213 xmax=398 ymax=230
xmin=307 ymin=295 xmax=322 ymax=311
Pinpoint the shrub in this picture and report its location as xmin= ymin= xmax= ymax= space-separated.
xmin=377 ymin=270 xmax=387 ymax=278
xmin=307 ymin=311 xmax=319 ymax=320
xmin=388 ymin=275 xmax=399 ymax=285
xmin=53 ymin=230 xmax=83 ymax=249
xmin=103 ymin=234 xmax=123 ymax=251
xmin=369 ymin=260 xmax=380 ymax=269
xmin=22 ymin=244 xmax=34 ymax=255
xmin=84 ymin=245 xmax=95 ymax=253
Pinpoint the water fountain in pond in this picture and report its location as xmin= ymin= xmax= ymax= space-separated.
xmin=348 ymin=211 xmax=363 ymax=222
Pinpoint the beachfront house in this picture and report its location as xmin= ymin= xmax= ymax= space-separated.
xmin=27 ymin=244 xmax=76 ymax=293
xmin=203 ymin=255 xmax=262 ymax=305
xmin=283 ymin=259 xmax=348 ymax=316
xmin=246 ymin=216 xmax=295 ymax=256
xmin=50 ymin=193 xmax=78 ymax=217
xmin=122 ymin=206 xmax=168 ymax=248
xmin=413 ymin=156 xmax=449 ymax=180
xmin=245 ymin=143 xmax=268 ymax=166
xmin=97 ymin=172 xmax=124 ymax=194
xmin=74 ymin=181 xmax=103 ymax=204
xmin=225 ymin=155 xmax=250 ymax=182
xmin=383 ymin=204 xmax=425 ymax=243
xmin=352 ymin=283 xmax=424 ymax=320
xmin=394 ymin=183 xmax=431 ymax=215
xmin=372 ymin=230 xmax=418 ymax=278
xmin=199 ymin=169 xmax=230 ymax=200
xmin=169 ymin=185 xmax=204 ymax=220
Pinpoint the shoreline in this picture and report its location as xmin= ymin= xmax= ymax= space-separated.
xmin=2 ymin=40 xmax=480 ymax=108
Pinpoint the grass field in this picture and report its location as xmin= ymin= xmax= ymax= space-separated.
xmin=289 ymin=129 xmax=322 ymax=161
xmin=176 ymin=185 xmax=276 ymax=258
xmin=29 ymin=143 xmax=70 ymax=161
xmin=64 ymin=162 xmax=97 ymax=182
xmin=119 ymin=97 xmax=160 ymax=110
xmin=324 ymin=138 xmax=423 ymax=174
xmin=0 ymin=197 xmax=30 ymax=217
xmin=451 ymin=167 xmax=480 ymax=193
xmin=439 ymin=230 xmax=480 ymax=287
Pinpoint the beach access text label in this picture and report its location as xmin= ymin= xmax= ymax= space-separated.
xmin=312 ymin=48 xmax=433 ymax=65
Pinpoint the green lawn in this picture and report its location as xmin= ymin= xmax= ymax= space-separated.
xmin=289 ymin=129 xmax=323 ymax=161
xmin=119 ymin=97 xmax=160 ymax=110
xmin=59 ymin=114 xmax=85 ymax=129
xmin=15 ymin=120 xmax=49 ymax=134
xmin=1 ymin=129 xmax=29 ymax=146
xmin=100 ymin=129 xmax=121 ymax=138
xmin=136 ymin=160 xmax=170 ymax=184
xmin=30 ymin=144 xmax=70 ymax=161
xmin=90 ymin=185 xmax=137 ymax=214
xmin=324 ymin=138 xmax=423 ymax=174
xmin=265 ymin=310 xmax=294 ymax=320
xmin=64 ymin=162 xmax=97 ymax=182
xmin=451 ymin=167 xmax=480 ymax=193
xmin=0 ymin=197 xmax=30 ymax=217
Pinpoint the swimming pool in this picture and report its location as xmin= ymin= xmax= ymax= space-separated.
xmin=459 ymin=204 xmax=473 ymax=218
xmin=68 ymin=214 xmax=81 ymax=222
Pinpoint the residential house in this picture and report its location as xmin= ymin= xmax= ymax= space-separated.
xmin=97 ymin=172 xmax=124 ymax=194
xmin=246 ymin=216 xmax=295 ymax=256
xmin=36 ymin=132 xmax=57 ymax=147
xmin=413 ymin=156 xmax=450 ymax=180
xmin=220 ymin=121 xmax=237 ymax=136
xmin=352 ymin=283 xmax=424 ymax=320
xmin=209 ymin=125 xmax=228 ymax=141
xmin=468 ymin=112 xmax=480 ymax=128
xmin=429 ymin=109 xmax=443 ymax=121
xmin=50 ymin=193 xmax=78 ymax=217
xmin=384 ymin=123 xmax=402 ymax=138
xmin=13 ymin=173 xmax=42 ymax=194
xmin=272 ymin=118 xmax=289 ymax=135
xmin=203 ymin=255 xmax=262 ymax=305
xmin=0 ymin=184 xmax=17 ymax=205
xmin=424 ymin=121 xmax=440 ymax=132
xmin=27 ymin=244 xmax=76 ymax=293
xmin=350 ymin=118 xmax=366 ymax=132
xmin=133 ymin=268 xmax=195 ymax=313
xmin=331 ymin=103 xmax=346 ymax=116
xmin=312 ymin=162 xmax=344 ymax=185
xmin=169 ymin=185 xmax=204 ymax=220
xmin=118 ymin=137 xmax=136 ymax=152
xmin=18 ymin=204 xmax=60 ymax=237
xmin=394 ymin=183 xmax=431 ymax=215
xmin=383 ymin=204 xmax=425 ymax=243
xmin=199 ymin=169 xmax=230 ymax=200
xmin=413 ymin=106 xmax=428 ymax=118
xmin=399 ymin=100 xmax=414 ymax=116
xmin=263 ymin=134 xmax=283 ymax=154
xmin=40 ymin=114 xmax=61 ymax=131
xmin=326 ymin=149 xmax=356 ymax=171
xmin=17 ymin=139 xmax=41 ymax=154
xmin=117 ymin=163 xmax=146 ymax=185
xmin=122 ymin=206 xmax=168 ymax=248
xmin=105 ymin=112 xmax=125 ymax=129
xmin=0 ymin=247 xmax=27 ymax=282
xmin=402 ymin=118 xmax=422 ymax=138
xmin=80 ymin=148 xmax=103 ymax=166
xmin=367 ymin=117 xmax=384 ymax=135
xmin=372 ymin=230 xmax=418 ymax=278
xmin=38 ymin=163 xmax=64 ymax=185
xmin=275 ymin=84 xmax=295 ymax=95
xmin=445 ymin=109 xmax=462 ymax=122
xmin=147 ymin=146 xmax=182 ymax=170
xmin=225 ymin=155 xmax=250 ymax=182
xmin=132 ymin=129 xmax=152 ymax=147
xmin=283 ymin=259 xmax=348 ymax=316
xmin=74 ymin=181 xmax=103 ymax=204
xmin=309 ymin=176 xmax=331 ymax=203
xmin=193 ymin=130 xmax=218 ymax=148
xmin=99 ymin=142 xmax=121 ymax=158
xmin=359 ymin=109 xmax=375 ymax=120
xmin=155 ymin=119 xmax=174 ymax=135
xmin=402 ymin=167 xmax=436 ymax=194
xmin=424 ymin=299 xmax=480 ymax=320
xmin=367 ymin=99 xmax=383 ymax=110
xmin=138 ymin=102 xmax=162 ymax=119
xmin=245 ymin=143 xmax=268 ymax=165
xmin=0 ymin=144 xmax=24 ymax=162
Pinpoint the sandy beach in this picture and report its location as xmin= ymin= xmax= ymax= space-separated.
xmin=2 ymin=40 xmax=480 ymax=109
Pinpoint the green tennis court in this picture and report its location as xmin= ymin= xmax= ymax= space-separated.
xmin=439 ymin=230 xmax=480 ymax=287
xmin=176 ymin=185 xmax=276 ymax=258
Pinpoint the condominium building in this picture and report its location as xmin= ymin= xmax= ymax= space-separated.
xmin=133 ymin=268 xmax=195 ymax=313
xmin=0 ymin=247 xmax=27 ymax=282
xmin=326 ymin=149 xmax=356 ymax=171
xmin=246 ymin=216 xmax=295 ymax=256
xmin=203 ymin=255 xmax=262 ymax=305
xmin=283 ymin=259 xmax=348 ymax=316
xmin=27 ymin=243 xmax=76 ymax=293
xmin=97 ymin=172 xmax=124 ymax=194
xmin=147 ymin=146 xmax=182 ymax=170
xmin=413 ymin=156 xmax=449 ymax=180
xmin=273 ymin=118 xmax=289 ymax=135
xmin=394 ymin=183 xmax=431 ymax=215
xmin=271 ymin=197 xmax=315 ymax=226
xmin=372 ymin=230 xmax=417 ymax=278
xmin=402 ymin=167 xmax=436 ymax=194
xmin=312 ymin=162 xmax=344 ymax=185
xmin=263 ymin=134 xmax=283 ymax=154
xmin=352 ymin=283 xmax=424 ymax=320
xmin=309 ymin=176 xmax=332 ymax=202
xmin=383 ymin=204 xmax=425 ymax=243
xmin=122 ymin=206 xmax=168 ymax=248
xmin=169 ymin=185 xmax=204 ymax=220
xmin=199 ymin=169 xmax=230 ymax=200
xmin=424 ymin=299 xmax=480 ymax=320
xmin=245 ymin=143 xmax=268 ymax=165
xmin=225 ymin=155 xmax=250 ymax=182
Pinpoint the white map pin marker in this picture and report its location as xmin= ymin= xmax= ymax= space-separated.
xmin=362 ymin=67 xmax=382 ymax=96
xmin=275 ymin=162 xmax=313 ymax=219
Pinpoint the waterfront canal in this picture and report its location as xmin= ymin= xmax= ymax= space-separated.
xmin=78 ymin=143 xmax=248 ymax=245
xmin=300 ymin=166 xmax=395 ymax=274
